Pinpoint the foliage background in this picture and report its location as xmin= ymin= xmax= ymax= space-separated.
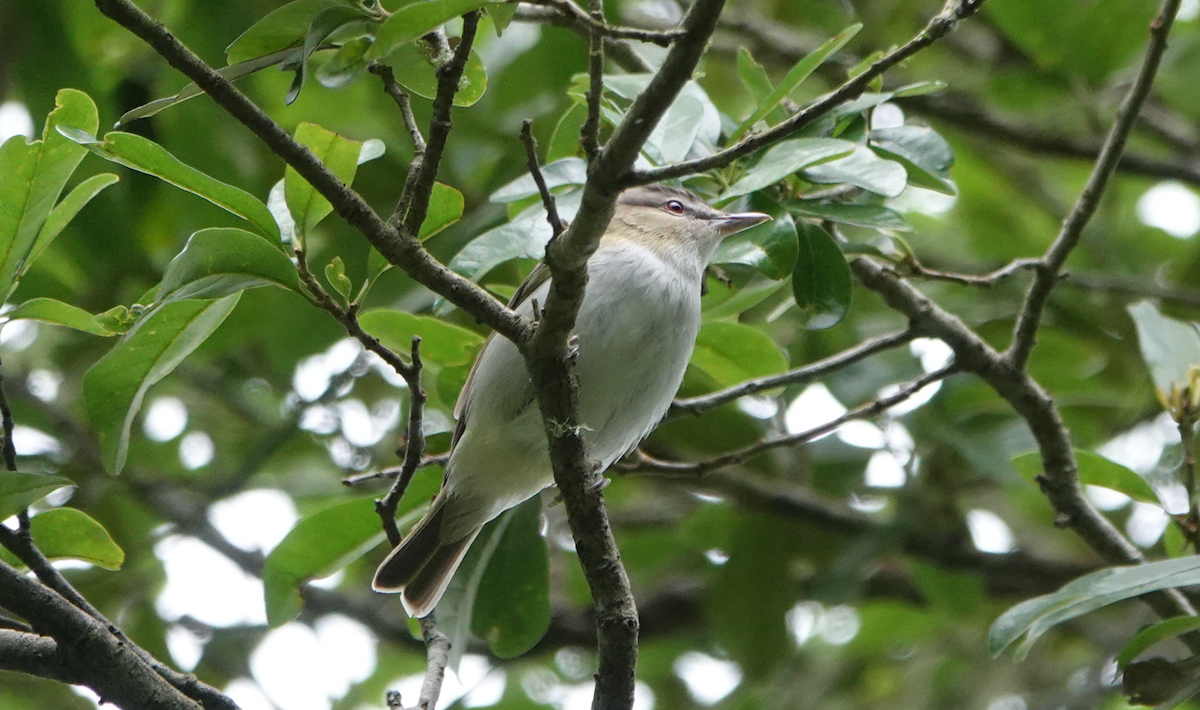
xmin=1 ymin=0 xmax=1200 ymax=708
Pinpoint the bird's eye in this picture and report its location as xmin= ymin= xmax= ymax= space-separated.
xmin=664 ymin=200 xmax=686 ymax=214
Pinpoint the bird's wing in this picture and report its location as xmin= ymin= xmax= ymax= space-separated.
xmin=451 ymin=262 xmax=553 ymax=443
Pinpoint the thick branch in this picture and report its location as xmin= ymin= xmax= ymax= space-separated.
xmin=1006 ymin=0 xmax=1182 ymax=370
xmin=91 ymin=0 xmax=526 ymax=344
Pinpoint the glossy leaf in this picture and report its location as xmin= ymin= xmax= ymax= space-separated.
xmin=326 ymin=256 xmax=352 ymax=303
xmin=731 ymin=23 xmax=862 ymax=143
xmin=0 ymin=472 xmax=74 ymax=521
xmin=83 ymin=295 xmax=241 ymax=475
xmin=315 ymin=36 xmax=375 ymax=89
xmin=285 ymin=122 xmax=365 ymax=239
xmin=788 ymin=200 xmax=913 ymax=232
xmin=470 ymin=497 xmax=550 ymax=658
xmin=1127 ymin=300 xmax=1200 ymax=409
xmin=0 ymin=88 xmax=96 ymax=301
xmin=227 ymin=0 xmax=349 ymax=63
xmin=371 ymin=0 xmax=499 ymax=61
xmin=287 ymin=5 xmax=373 ymax=104
xmin=714 ymin=209 xmax=798 ymax=280
xmin=793 ymin=222 xmax=852 ymax=329
xmin=871 ymin=125 xmax=957 ymax=195
xmin=722 ymin=138 xmax=854 ymax=200
xmin=547 ymin=103 xmax=587 ymax=163
xmin=28 ymin=508 xmax=124 ymax=570
xmin=61 ymin=130 xmax=279 ymax=241
xmin=803 ymin=144 xmax=908 ymax=197
xmin=419 ymin=183 xmax=465 ymax=240
xmin=1012 ymin=449 xmax=1161 ymax=506
xmin=3 ymin=297 xmax=117 ymax=336
xmin=991 ymin=557 xmax=1200 ymax=660
xmin=386 ymin=42 xmax=489 ymax=107
xmin=157 ymin=228 xmax=304 ymax=303
xmin=358 ymin=309 xmax=484 ymax=368
xmin=450 ymin=189 xmax=583 ymax=282
xmin=691 ymin=321 xmax=789 ymax=388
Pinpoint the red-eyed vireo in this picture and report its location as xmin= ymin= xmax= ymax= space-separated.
xmin=373 ymin=185 xmax=771 ymax=617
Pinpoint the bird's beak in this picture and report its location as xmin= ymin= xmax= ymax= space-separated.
xmin=715 ymin=211 xmax=772 ymax=237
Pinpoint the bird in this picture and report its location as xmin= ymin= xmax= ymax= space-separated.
xmin=373 ymin=184 xmax=771 ymax=617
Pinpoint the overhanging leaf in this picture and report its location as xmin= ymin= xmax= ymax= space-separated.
xmin=371 ymin=0 xmax=499 ymax=61
xmin=27 ymin=508 xmax=125 ymax=570
xmin=1127 ymin=301 xmax=1200 ymax=410
xmin=4 ymin=297 xmax=117 ymax=336
xmin=788 ymin=200 xmax=912 ymax=232
xmin=803 ymin=144 xmax=908 ymax=197
xmin=871 ymin=125 xmax=957 ymax=195
xmin=157 ymin=228 xmax=304 ymax=304
xmin=721 ymin=138 xmax=854 ymax=201
xmin=691 ymin=321 xmax=789 ymax=388
xmin=60 ymin=129 xmax=279 ymax=241
xmin=385 ymin=42 xmax=488 ymax=107
xmin=28 ymin=172 xmax=118 ymax=268
xmin=0 ymin=472 xmax=74 ymax=521
xmin=285 ymin=122 xmax=364 ymax=239
xmin=419 ymin=183 xmax=465 ymax=240
xmin=227 ymin=0 xmax=350 ymax=63
xmin=83 ymin=294 xmax=241 ymax=475
xmin=490 ymin=158 xmax=587 ymax=203
xmin=793 ymin=222 xmax=852 ymax=329
xmin=714 ymin=206 xmax=798 ymax=280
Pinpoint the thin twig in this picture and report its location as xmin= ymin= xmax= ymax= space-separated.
xmin=513 ymin=6 xmax=652 ymax=73
xmin=1006 ymin=0 xmax=1182 ymax=370
xmin=628 ymin=0 xmax=988 ymax=185
xmin=377 ymin=337 xmax=427 ymax=547
xmin=0 ymin=358 xmax=17 ymax=472
xmin=669 ymin=328 xmax=919 ymax=418
xmin=522 ymin=0 xmax=683 ymax=46
xmin=1181 ymin=408 xmax=1198 ymax=549
xmin=342 ymin=453 xmax=451 ymax=487
xmin=370 ymin=64 xmax=426 ymax=154
xmin=398 ymin=12 xmax=481 ymax=238
xmin=900 ymin=257 xmax=1041 ymax=287
xmin=411 ymin=617 xmax=450 ymax=710
xmin=580 ymin=0 xmax=606 ymax=160
xmin=636 ymin=365 xmax=957 ymax=477
xmin=520 ymin=120 xmax=566 ymax=237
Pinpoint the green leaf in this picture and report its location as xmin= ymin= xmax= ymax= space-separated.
xmin=358 ymin=309 xmax=484 ymax=367
xmin=803 ymin=144 xmax=908 ymax=197
xmin=788 ymin=200 xmax=913 ymax=232
xmin=419 ymin=183 xmax=465 ymax=240
xmin=287 ymin=5 xmax=374 ymax=104
xmin=691 ymin=322 xmax=789 ymax=387
xmin=487 ymin=2 xmax=517 ymax=33
xmin=490 ymin=158 xmax=587 ymax=203
xmin=1012 ymin=449 xmax=1161 ymax=505
xmin=29 ymin=173 xmax=118 ymax=268
xmin=1127 ymin=301 xmax=1200 ymax=409
xmin=27 ymin=508 xmax=124 ymax=570
xmin=714 ymin=208 xmax=798 ymax=280
xmin=262 ymin=473 xmax=441 ymax=627
xmin=0 ymin=88 xmax=97 ymax=301
xmin=370 ymin=0 xmax=499 ymax=62
xmin=157 ymin=228 xmax=304 ymax=303
xmin=736 ymin=47 xmax=774 ymax=104
xmin=730 ymin=24 xmax=862 ymax=143
xmin=450 ymin=189 xmax=582 ymax=282
xmin=0 ymin=472 xmax=74 ymax=521
xmin=83 ymin=295 xmax=241 ymax=475
xmin=793 ymin=222 xmax=852 ymax=329
xmin=315 ymin=36 xmax=375 ymax=89
xmin=871 ymin=125 xmax=956 ymax=195
xmin=117 ymin=49 xmax=303 ymax=126
xmin=1117 ymin=616 xmax=1200 ymax=670
xmin=227 ymin=0 xmax=350 ymax=63
xmin=285 ymin=122 xmax=365 ymax=239
xmin=546 ymin=103 xmax=587 ymax=163
xmin=385 ymin=41 xmax=488 ymax=107
xmin=721 ymin=138 xmax=854 ymax=201
xmin=61 ymin=130 xmax=279 ymax=241
xmin=991 ymin=557 xmax=1200 ymax=660
xmin=470 ymin=497 xmax=550 ymax=658
xmin=4 ymin=297 xmax=117 ymax=336
xmin=326 ymin=256 xmax=352 ymax=303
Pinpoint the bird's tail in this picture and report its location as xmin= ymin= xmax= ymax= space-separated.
xmin=372 ymin=497 xmax=481 ymax=618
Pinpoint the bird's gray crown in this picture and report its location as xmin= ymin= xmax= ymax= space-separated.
xmin=617 ymin=185 xmax=723 ymax=220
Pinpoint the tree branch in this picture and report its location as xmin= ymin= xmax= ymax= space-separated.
xmin=669 ymin=328 xmax=918 ymax=419
xmin=90 ymin=0 xmax=526 ymax=344
xmin=1006 ymin=0 xmax=1182 ymax=370
xmin=628 ymin=0 xmax=987 ymax=185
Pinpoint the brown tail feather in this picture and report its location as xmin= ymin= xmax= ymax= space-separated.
xmin=401 ymin=527 xmax=481 ymax=618
xmin=372 ymin=503 xmax=447 ymax=592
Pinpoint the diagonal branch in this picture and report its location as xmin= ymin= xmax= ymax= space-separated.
xmin=91 ymin=0 xmax=526 ymax=345
xmin=628 ymin=0 xmax=987 ymax=185
xmin=1006 ymin=0 xmax=1182 ymax=370
xmin=669 ymin=328 xmax=918 ymax=419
